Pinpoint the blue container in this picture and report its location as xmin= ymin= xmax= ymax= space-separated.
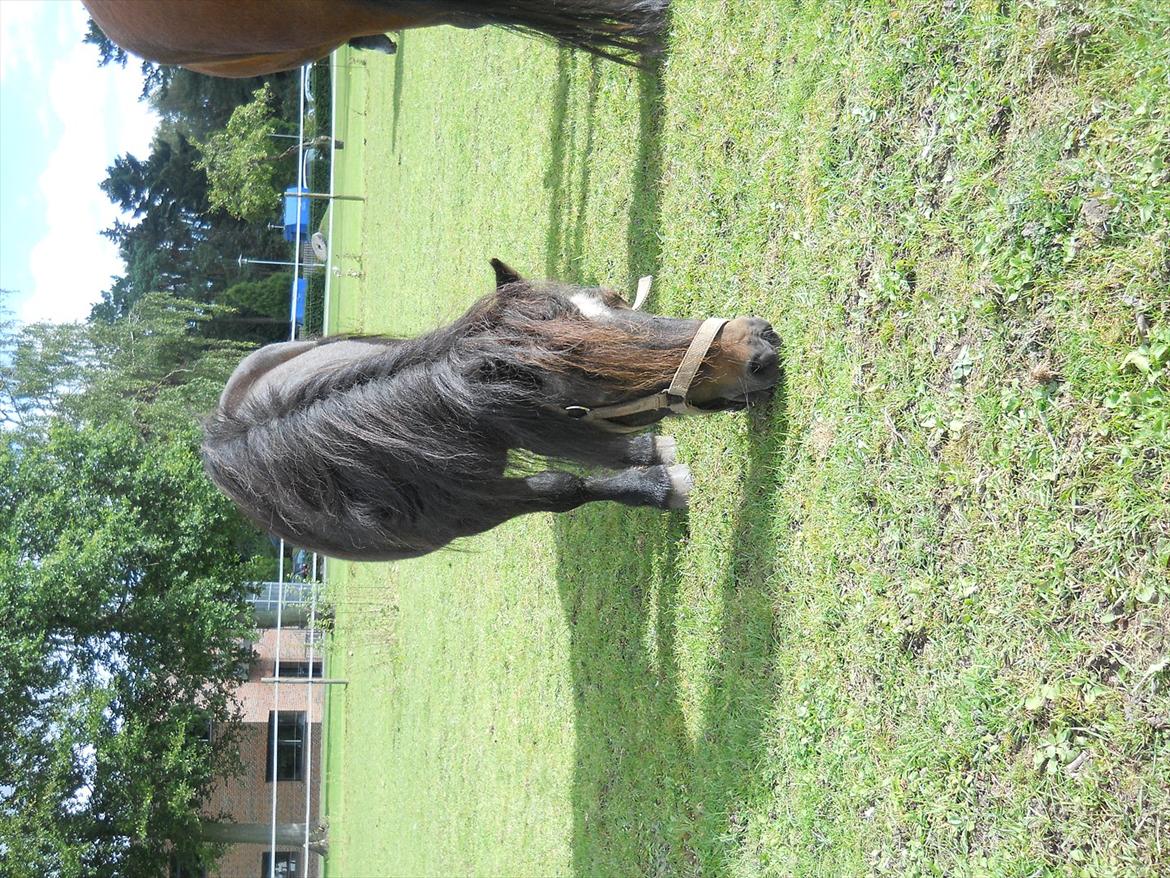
xmin=282 ymin=186 xmax=310 ymax=242
xmin=291 ymin=277 xmax=307 ymax=324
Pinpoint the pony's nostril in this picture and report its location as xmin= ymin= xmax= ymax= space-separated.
xmin=750 ymin=350 xmax=778 ymax=375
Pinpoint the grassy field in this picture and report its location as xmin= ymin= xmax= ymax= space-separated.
xmin=319 ymin=1 xmax=1169 ymax=875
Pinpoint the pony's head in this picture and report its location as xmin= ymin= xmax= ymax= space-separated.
xmin=478 ymin=259 xmax=780 ymax=411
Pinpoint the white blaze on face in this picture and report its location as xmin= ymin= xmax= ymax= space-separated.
xmin=570 ymin=293 xmax=610 ymax=321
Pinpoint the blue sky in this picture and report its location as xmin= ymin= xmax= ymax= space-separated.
xmin=1 ymin=0 xmax=158 ymax=324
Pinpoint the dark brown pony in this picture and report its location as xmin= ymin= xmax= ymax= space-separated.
xmin=201 ymin=261 xmax=781 ymax=560
xmin=82 ymin=0 xmax=669 ymax=76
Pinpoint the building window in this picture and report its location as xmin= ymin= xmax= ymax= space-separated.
xmin=169 ymin=856 xmax=207 ymax=878
xmin=261 ymin=851 xmax=301 ymax=877
xmin=280 ymin=660 xmax=323 ymax=679
xmin=235 ymin=640 xmax=257 ymax=681
xmin=189 ymin=716 xmax=213 ymax=744
xmin=266 ymin=711 xmax=305 ymax=781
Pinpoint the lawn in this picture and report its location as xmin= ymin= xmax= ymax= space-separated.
xmin=319 ymin=1 xmax=1169 ymax=875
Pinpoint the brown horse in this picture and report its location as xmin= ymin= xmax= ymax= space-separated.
xmin=201 ymin=261 xmax=781 ymax=561
xmin=82 ymin=0 xmax=669 ymax=76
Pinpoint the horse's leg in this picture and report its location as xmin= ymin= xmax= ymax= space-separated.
xmin=539 ymin=466 xmax=690 ymax=510
xmin=623 ymin=433 xmax=679 ymax=466
xmin=543 ymin=432 xmax=679 ymax=468
xmin=509 ymin=417 xmax=686 ymax=469
xmin=494 ymin=465 xmax=692 ymax=518
xmin=347 ymin=34 xmax=397 ymax=54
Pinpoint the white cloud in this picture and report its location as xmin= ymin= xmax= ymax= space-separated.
xmin=0 ymin=0 xmax=49 ymax=84
xmin=21 ymin=3 xmax=158 ymax=324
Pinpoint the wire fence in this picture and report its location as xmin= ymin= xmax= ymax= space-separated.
xmin=262 ymin=53 xmax=345 ymax=878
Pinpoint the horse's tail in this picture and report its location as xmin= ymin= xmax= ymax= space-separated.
xmin=382 ymin=1 xmax=670 ymax=64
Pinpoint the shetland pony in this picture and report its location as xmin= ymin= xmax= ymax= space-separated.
xmin=201 ymin=261 xmax=780 ymax=560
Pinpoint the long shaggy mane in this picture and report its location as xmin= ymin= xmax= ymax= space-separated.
xmin=201 ymin=281 xmax=690 ymax=559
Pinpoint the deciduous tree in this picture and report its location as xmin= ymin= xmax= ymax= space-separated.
xmin=0 ymin=294 xmax=269 ymax=877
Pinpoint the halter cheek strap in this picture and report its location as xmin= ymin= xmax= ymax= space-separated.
xmin=665 ymin=317 xmax=726 ymax=412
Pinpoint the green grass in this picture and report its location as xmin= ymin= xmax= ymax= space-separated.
xmin=320 ymin=1 xmax=1169 ymax=875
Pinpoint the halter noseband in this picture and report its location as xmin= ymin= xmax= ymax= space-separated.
xmin=564 ymin=302 xmax=729 ymax=432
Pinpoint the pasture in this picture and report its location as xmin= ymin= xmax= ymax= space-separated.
xmin=319 ymin=1 xmax=1168 ymax=875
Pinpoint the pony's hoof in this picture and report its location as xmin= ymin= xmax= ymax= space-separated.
xmin=654 ymin=435 xmax=678 ymax=465
xmin=666 ymin=464 xmax=692 ymax=510
xmin=347 ymin=34 xmax=397 ymax=55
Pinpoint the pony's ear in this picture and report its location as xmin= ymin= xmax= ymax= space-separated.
xmin=490 ymin=258 xmax=523 ymax=288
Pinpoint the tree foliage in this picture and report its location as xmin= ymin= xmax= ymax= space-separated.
xmin=0 ymin=28 xmax=320 ymax=876
xmin=83 ymin=17 xmax=129 ymax=68
xmin=1 ymin=423 xmax=263 ymax=876
xmin=195 ymin=84 xmax=290 ymax=224
xmin=2 ymin=292 xmax=252 ymax=434
xmin=220 ymin=271 xmax=292 ymax=323
xmin=86 ymin=40 xmax=299 ymax=323
xmin=0 ymin=294 xmax=268 ymax=877
xmin=150 ymin=70 xmax=292 ymax=142
xmin=84 ymin=17 xmax=170 ymax=99
xmin=94 ymin=133 xmax=290 ymax=322
xmin=201 ymin=272 xmax=297 ymax=345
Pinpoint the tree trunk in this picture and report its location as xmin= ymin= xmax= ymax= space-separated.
xmin=261 ymin=136 xmax=344 ymax=164
xmin=198 ymin=821 xmax=328 ymax=855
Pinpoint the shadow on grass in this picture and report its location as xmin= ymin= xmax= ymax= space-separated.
xmin=543 ymin=55 xmax=665 ymax=285
xmin=553 ymin=393 xmax=788 ymax=875
xmin=543 ymin=49 xmax=782 ymax=872
xmin=544 ymin=53 xmax=596 ymax=281
xmin=569 ymin=61 xmax=603 ymax=269
xmin=390 ymin=33 xmax=407 ymax=153
xmin=626 ymin=58 xmax=667 ymax=281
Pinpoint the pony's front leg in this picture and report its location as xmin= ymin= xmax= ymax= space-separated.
xmin=502 ymin=465 xmax=693 ymax=516
xmin=570 ymin=432 xmax=680 ymax=468
xmin=628 ymin=433 xmax=679 ymax=466
xmin=511 ymin=426 xmax=679 ymax=469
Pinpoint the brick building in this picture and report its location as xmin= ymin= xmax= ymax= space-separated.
xmin=202 ymin=583 xmax=326 ymax=878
